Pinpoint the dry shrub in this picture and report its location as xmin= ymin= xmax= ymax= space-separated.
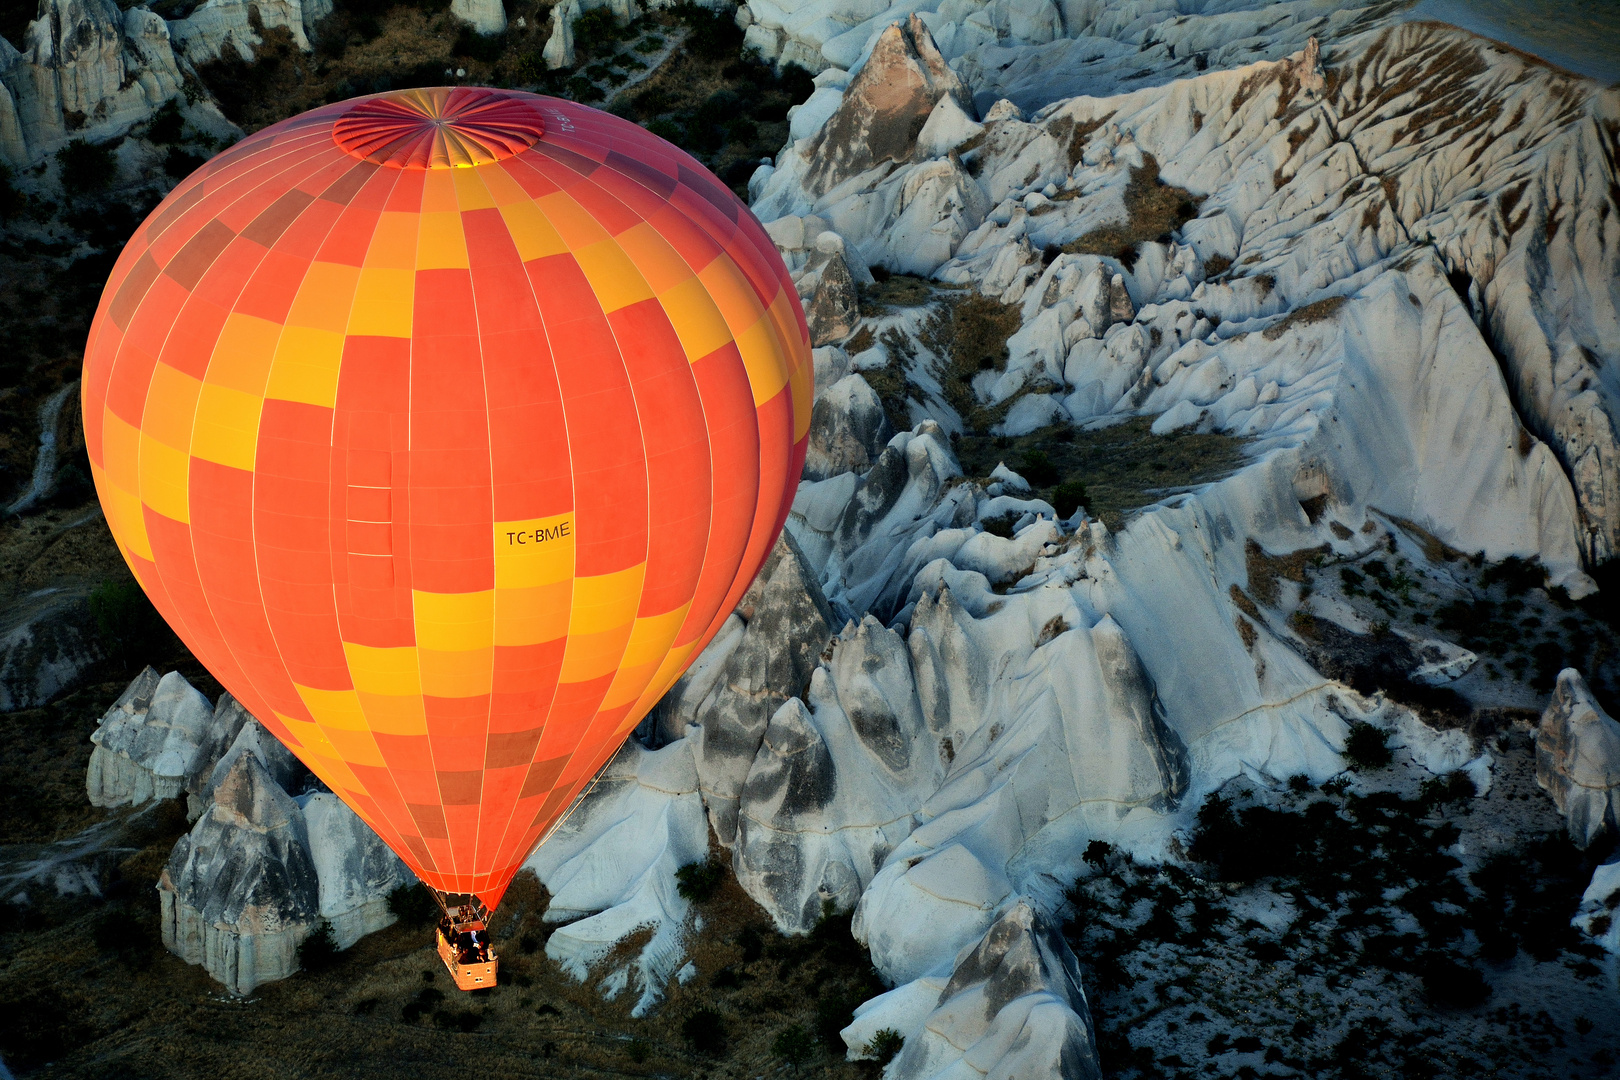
xmin=1262 ymin=295 xmax=1349 ymax=340
xmin=1245 ymin=539 xmax=1326 ymax=607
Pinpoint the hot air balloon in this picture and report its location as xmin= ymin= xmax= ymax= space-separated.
xmin=81 ymin=87 xmax=810 ymax=987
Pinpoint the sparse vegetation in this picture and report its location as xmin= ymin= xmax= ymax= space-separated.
xmin=955 ymin=417 xmax=1250 ymax=531
xmin=1060 ymin=154 xmax=1202 ymax=268
xmin=55 ymin=138 xmax=119 ymax=196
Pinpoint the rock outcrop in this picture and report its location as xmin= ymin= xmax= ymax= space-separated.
xmin=684 ymin=533 xmax=838 ymax=847
xmin=543 ymin=0 xmax=581 ymax=69
xmin=87 ymin=669 xmax=216 ymax=807
xmin=734 ymin=615 xmax=940 ymax=931
xmin=1574 ymin=858 xmax=1620 ymax=954
xmin=799 ymin=233 xmax=863 ymax=346
xmin=303 ymin=793 xmax=410 ymax=950
xmin=450 ymin=0 xmax=506 ymax=36
xmin=1536 ymin=669 xmax=1620 ymax=849
xmin=804 ymin=373 xmax=893 ymax=481
xmin=0 ymin=0 xmax=191 ymax=167
xmin=525 ymin=737 xmax=709 ymax=1016
xmin=158 ymin=752 xmax=318 ymax=996
xmin=802 ymin=16 xmax=970 ymax=197
xmin=845 ymin=902 xmax=1100 ymax=1080
xmin=0 ymin=587 xmax=103 ymax=711
xmin=168 ymin=0 xmax=332 ymax=62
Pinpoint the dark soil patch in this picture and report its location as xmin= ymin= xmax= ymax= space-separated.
xmin=1 ymin=855 xmax=885 ymax=1080
xmin=954 ymin=417 xmax=1250 ymax=531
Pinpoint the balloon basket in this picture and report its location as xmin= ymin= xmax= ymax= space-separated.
xmin=436 ymin=927 xmax=498 ymax=991
xmin=434 ymin=892 xmax=498 ymax=992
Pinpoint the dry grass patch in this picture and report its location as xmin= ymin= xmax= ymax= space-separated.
xmin=1262 ymin=294 xmax=1349 ymax=339
xmin=1060 ymin=154 xmax=1202 ymax=269
xmin=954 ymin=416 xmax=1251 ymax=531
xmin=1244 ymin=538 xmax=1327 ymax=607
xmin=918 ymin=292 xmax=1023 ymax=431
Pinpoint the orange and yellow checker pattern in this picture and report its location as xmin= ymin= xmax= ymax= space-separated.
xmin=80 ymin=91 xmax=811 ymax=910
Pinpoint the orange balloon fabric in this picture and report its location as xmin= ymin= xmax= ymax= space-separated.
xmin=81 ymin=87 xmax=811 ymax=910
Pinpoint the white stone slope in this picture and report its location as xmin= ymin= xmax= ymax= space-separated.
xmin=525 ymin=737 xmax=709 ymax=1017
xmin=526 ymin=14 xmax=1619 ymax=1078
xmin=759 ymin=17 xmax=1620 ymax=565
xmin=738 ymin=0 xmax=1394 ymax=100
xmin=0 ymin=0 xmax=233 ymax=169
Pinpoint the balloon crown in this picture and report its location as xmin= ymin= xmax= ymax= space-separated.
xmin=332 ymin=87 xmax=548 ymax=170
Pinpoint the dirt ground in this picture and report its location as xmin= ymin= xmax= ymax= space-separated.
xmin=2 ymin=844 xmax=887 ymax=1080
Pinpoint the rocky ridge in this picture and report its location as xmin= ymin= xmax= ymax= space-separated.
xmin=527 ymin=6 xmax=1620 ymax=1076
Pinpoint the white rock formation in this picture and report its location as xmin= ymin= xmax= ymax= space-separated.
xmin=158 ymin=752 xmax=319 ymax=996
xmin=800 ymin=15 xmax=971 ymax=198
xmin=303 ymin=793 xmax=410 ymax=950
xmin=87 ymin=669 xmax=217 ymax=807
xmin=197 ymin=714 xmax=303 ymax=808
xmin=845 ymin=901 xmax=1100 ymax=1080
xmin=1573 ymin=858 xmax=1620 ymax=954
xmin=543 ymin=0 xmax=581 ymax=70
xmin=805 ymin=373 xmax=893 ymax=481
xmin=524 ymin=737 xmax=710 ymax=1017
xmin=0 ymin=0 xmax=236 ymax=168
xmin=451 ymin=0 xmax=507 ymax=36
xmin=734 ymin=614 xmax=942 ymax=931
xmin=1536 ymin=669 xmax=1620 ymax=849
xmin=674 ymin=532 xmax=838 ymax=847
xmin=167 ymin=0 xmax=332 ymax=63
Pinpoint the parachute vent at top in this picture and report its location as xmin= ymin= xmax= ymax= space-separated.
xmin=81 ymin=88 xmax=811 ymax=912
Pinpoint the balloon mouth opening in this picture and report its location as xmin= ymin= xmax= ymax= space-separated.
xmin=333 ymin=87 xmax=547 ymax=169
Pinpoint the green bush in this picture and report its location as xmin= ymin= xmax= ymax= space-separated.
xmin=682 ymin=1006 xmax=727 ymax=1055
xmin=865 ymin=1027 xmax=904 ymax=1066
xmin=771 ymin=1023 xmax=814 ymax=1064
xmin=89 ymin=577 xmax=165 ymax=670
xmin=672 ymin=1 xmax=744 ymax=60
xmin=387 ymin=882 xmax=440 ymax=925
xmin=57 ymin=138 xmax=119 ymax=195
xmin=1419 ymin=771 xmax=1474 ymax=809
xmin=454 ymin=25 xmax=507 ymax=62
xmin=675 ymin=858 xmax=723 ymax=902
xmin=1343 ymin=720 xmax=1393 ymax=770
xmin=146 ymin=100 xmax=185 ymax=145
xmin=1018 ymin=449 xmax=1060 ymax=487
xmin=1052 ymin=479 xmax=1090 ymax=518
xmin=298 ymin=920 xmax=342 ymax=973
xmin=571 ymin=8 xmax=621 ymax=56
xmin=164 ymin=147 xmax=207 ymax=180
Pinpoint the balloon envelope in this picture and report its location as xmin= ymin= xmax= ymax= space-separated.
xmin=81 ymin=87 xmax=810 ymax=909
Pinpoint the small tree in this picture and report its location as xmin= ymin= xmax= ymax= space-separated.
xmin=865 ymin=1028 xmax=904 ymax=1066
xmin=1342 ymin=721 xmax=1392 ymax=771
xmin=771 ymin=1023 xmax=814 ymax=1065
xmin=57 ymin=138 xmax=119 ymax=196
xmin=675 ymin=858 xmax=723 ymax=902
xmin=298 ymin=920 xmax=342 ymax=973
